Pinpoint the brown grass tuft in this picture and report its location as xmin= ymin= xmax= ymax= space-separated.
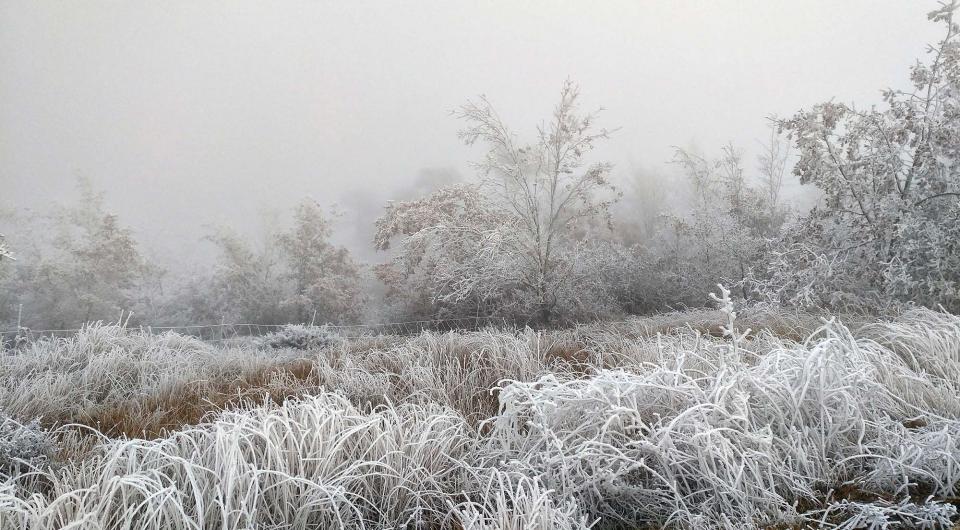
xmin=544 ymin=342 xmax=593 ymax=374
xmin=66 ymin=359 xmax=320 ymax=439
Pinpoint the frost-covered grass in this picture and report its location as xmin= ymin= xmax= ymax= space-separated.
xmin=1 ymin=307 xmax=959 ymax=528
xmin=0 ymin=326 xmax=320 ymax=437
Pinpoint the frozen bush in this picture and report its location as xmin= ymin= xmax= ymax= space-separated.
xmin=261 ymin=323 xmax=339 ymax=350
xmin=0 ymin=414 xmax=56 ymax=475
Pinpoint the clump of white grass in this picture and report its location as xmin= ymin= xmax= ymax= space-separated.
xmin=1 ymin=393 xmax=478 ymax=529
xmin=447 ymin=471 xmax=594 ymax=530
xmin=852 ymin=417 xmax=960 ymax=499
xmin=858 ymin=308 xmax=960 ymax=390
xmin=0 ymin=323 xmax=307 ymax=424
xmin=311 ymin=327 xmax=548 ymax=421
xmin=481 ymin=369 xmax=799 ymax=527
xmin=814 ymin=497 xmax=957 ymax=529
xmin=479 ymin=308 xmax=960 ymax=528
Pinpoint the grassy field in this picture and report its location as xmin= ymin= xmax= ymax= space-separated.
xmin=1 ymin=306 xmax=959 ymax=529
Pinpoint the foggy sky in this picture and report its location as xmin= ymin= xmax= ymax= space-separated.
xmin=0 ymin=1 xmax=941 ymax=264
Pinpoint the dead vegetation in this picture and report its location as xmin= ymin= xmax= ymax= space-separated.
xmin=72 ymin=359 xmax=320 ymax=439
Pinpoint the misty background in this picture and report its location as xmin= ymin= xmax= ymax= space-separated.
xmin=0 ymin=1 xmax=939 ymax=268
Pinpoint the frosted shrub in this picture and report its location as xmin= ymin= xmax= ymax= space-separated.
xmin=0 ymin=414 xmax=55 ymax=475
xmin=762 ymin=3 xmax=960 ymax=312
xmin=261 ymin=323 xmax=339 ymax=350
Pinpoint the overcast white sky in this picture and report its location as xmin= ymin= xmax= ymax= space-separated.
xmin=0 ymin=1 xmax=943 ymax=260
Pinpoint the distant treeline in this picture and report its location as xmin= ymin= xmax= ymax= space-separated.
xmin=2 ymin=7 xmax=960 ymax=329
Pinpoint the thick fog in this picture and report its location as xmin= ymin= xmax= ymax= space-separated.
xmin=0 ymin=1 xmax=940 ymax=265
xmin=9 ymin=3 xmax=960 ymax=527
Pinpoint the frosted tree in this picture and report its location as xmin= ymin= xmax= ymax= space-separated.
xmin=375 ymin=81 xmax=623 ymax=323
xmin=8 ymin=179 xmax=155 ymax=328
xmin=190 ymin=201 xmax=365 ymax=325
xmin=650 ymin=142 xmax=786 ymax=306
xmin=456 ymin=80 xmax=621 ymax=322
xmin=71 ymin=213 xmax=147 ymax=323
xmin=278 ymin=199 xmax=364 ymax=324
xmin=374 ymin=184 xmax=525 ymax=319
xmin=766 ymin=1 xmax=960 ymax=311
xmin=195 ymin=226 xmax=287 ymax=324
xmin=756 ymin=122 xmax=791 ymax=232
xmin=617 ymin=168 xmax=670 ymax=245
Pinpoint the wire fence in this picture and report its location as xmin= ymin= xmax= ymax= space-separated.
xmin=0 ymin=315 xmax=512 ymax=346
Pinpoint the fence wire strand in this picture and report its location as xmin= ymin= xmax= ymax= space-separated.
xmin=1 ymin=315 xmax=511 ymax=343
